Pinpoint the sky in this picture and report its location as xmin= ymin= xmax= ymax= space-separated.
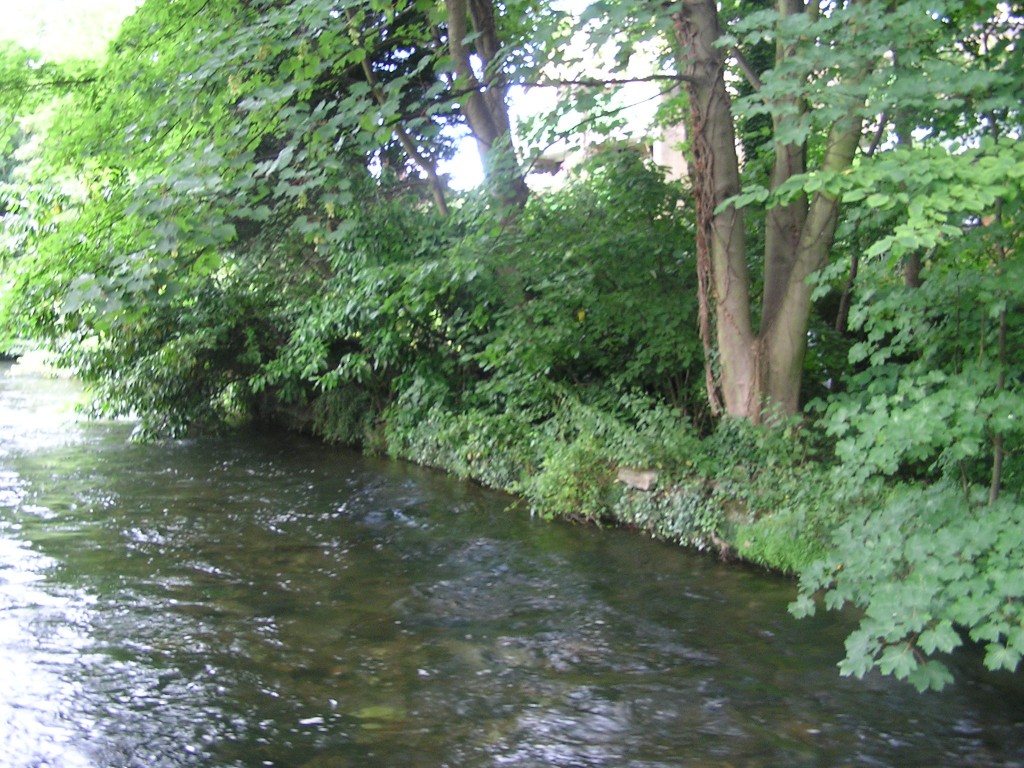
xmin=0 ymin=0 xmax=138 ymax=60
xmin=438 ymin=135 xmax=485 ymax=191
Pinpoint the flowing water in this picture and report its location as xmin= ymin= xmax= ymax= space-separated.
xmin=0 ymin=360 xmax=1022 ymax=768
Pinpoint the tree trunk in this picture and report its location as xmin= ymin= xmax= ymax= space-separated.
xmin=445 ymin=0 xmax=529 ymax=210
xmin=893 ymin=67 xmax=922 ymax=289
xmin=765 ymin=114 xmax=863 ymax=413
xmin=676 ymin=0 xmax=758 ymax=418
xmin=676 ymin=0 xmax=863 ymax=421
xmin=762 ymin=0 xmax=809 ymax=326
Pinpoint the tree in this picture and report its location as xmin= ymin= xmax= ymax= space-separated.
xmin=0 ymin=40 xmax=102 ymax=297
xmin=670 ymin=0 xmax=1019 ymax=421
xmin=445 ymin=0 xmax=531 ymax=209
xmin=0 ymin=0 xmax=589 ymax=434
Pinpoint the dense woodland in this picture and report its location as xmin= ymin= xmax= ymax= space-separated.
xmin=0 ymin=0 xmax=1021 ymax=691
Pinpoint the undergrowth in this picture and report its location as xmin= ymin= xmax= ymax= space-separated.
xmin=365 ymin=386 xmax=846 ymax=574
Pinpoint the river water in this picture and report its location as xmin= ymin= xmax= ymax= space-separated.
xmin=0 ymin=361 xmax=1022 ymax=768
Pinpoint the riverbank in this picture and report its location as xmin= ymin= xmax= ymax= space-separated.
xmin=2 ymin=353 xmax=844 ymax=640
xmin=7 ymin=352 xmax=840 ymax=576
xmin=276 ymin=383 xmax=854 ymax=577
xmin=8 ymin=355 xmax=1023 ymax=692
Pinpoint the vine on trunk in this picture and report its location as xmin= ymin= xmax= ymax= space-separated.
xmin=674 ymin=8 xmax=722 ymax=416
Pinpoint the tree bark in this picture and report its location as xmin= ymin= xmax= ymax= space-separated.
xmin=764 ymin=119 xmax=861 ymax=412
xmin=676 ymin=0 xmax=863 ymax=421
xmin=676 ymin=0 xmax=757 ymax=418
xmin=762 ymin=0 xmax=809 ymax=329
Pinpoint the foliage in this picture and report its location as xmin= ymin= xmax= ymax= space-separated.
xmin=815 ymin=143 xmax=1024 ymax=493
xmin=700 ymin=418 xmax=847 ymax=572
xmin=0 ymin=41 xmax=99 ymax=150
xmin=792 ymin=483 xmax=1024 ymax=692
xmin=466 ymin=151 xmax=702 ymax=410
xmin=386 ymin=402 xmax=539 ymax=490
xmin=794 ymin=109 xmax=1024 ymax=691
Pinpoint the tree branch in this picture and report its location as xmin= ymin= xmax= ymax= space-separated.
xmin=515 ymin=73 xmax=693 ymax=89
xmin=348 ymin=9 xmax=448 ymax=216
xmin=729 ymin=47 xmax=763 ymax=91
xmin=865 ymin=111 xmax=887 ymax=157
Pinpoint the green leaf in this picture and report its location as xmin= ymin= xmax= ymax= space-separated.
xmin=985 ymin=644 xmax=1022 ymax=673
xmin=907 ymin=660 xmax=954 ymax=692
xmin=917 ymin=621 xmax=961 ymax=655
xmin=879 ymin=644 xmax=918 ymax=680
xmin=788 ymin=593 xmax=816 ymax=619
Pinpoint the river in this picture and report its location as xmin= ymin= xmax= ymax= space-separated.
xmin=0 ymin=360 xmax=1022 ymax=767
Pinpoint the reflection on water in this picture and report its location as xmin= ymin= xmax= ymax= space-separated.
xmin=1 ymin=359 xmax=1023 ymax=768
xmin=0 ymin=536 xmax=94 ymax=768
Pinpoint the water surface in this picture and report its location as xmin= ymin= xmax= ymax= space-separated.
xmin=1 ymin=361 xmax=1022 ymax=767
